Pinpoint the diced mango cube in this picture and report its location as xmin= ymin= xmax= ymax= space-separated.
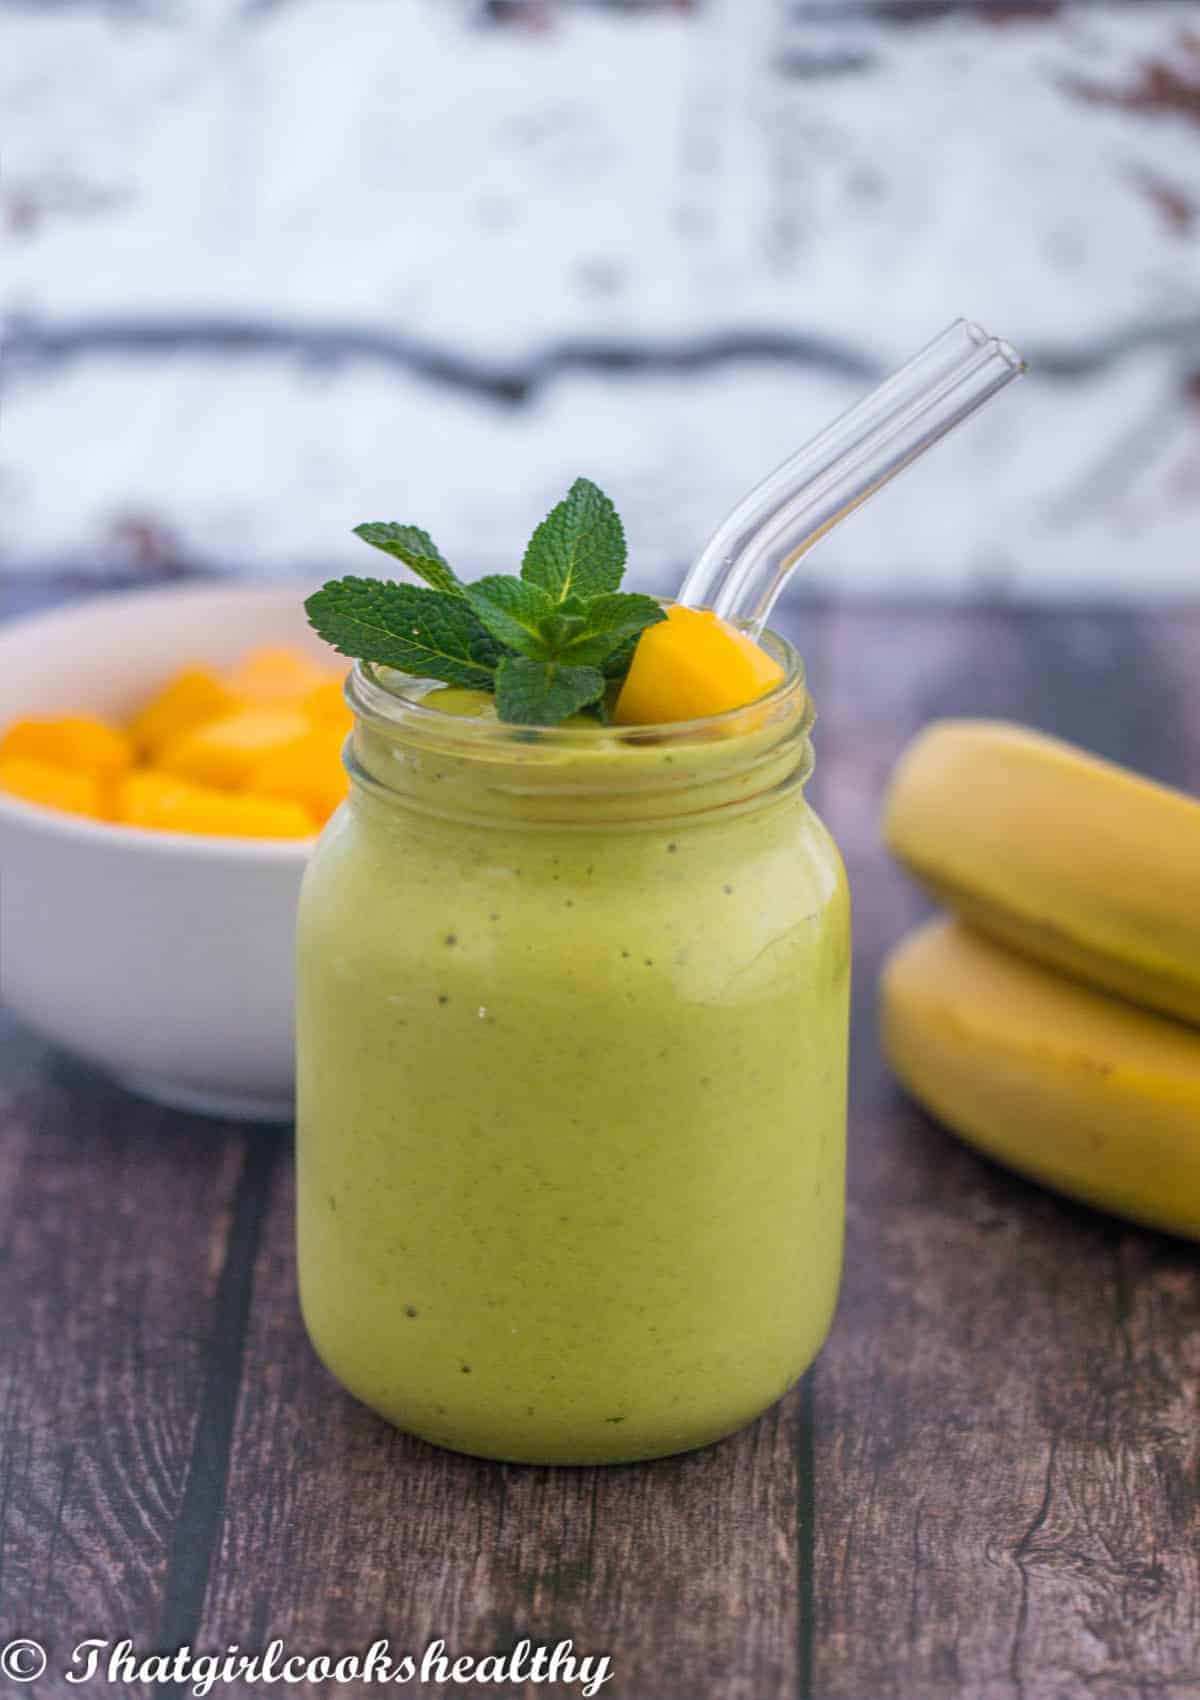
xmin=160 ymin=708 xmax=313 ymax=790
xmin=116 ymin=771 xmax=198 ymax=825
xmin=225 ymin=646 xmax=332 ymax=704
xmin=613 ymin=605 xmax=784 ymax=726
xmin=116 ymin=771 xmax=314 ymax=839
xmin=0 ymin=715 xmax=133 ymax=781
xmin=246 ymin=726 xmax=348 ymax=824
xmin=0 ymin=756 xmax=106 ymax=819
xmin=302 ymin=676 xmax=352 ymax=734
xmin=128 ymin=667 xmax=242 ymax=757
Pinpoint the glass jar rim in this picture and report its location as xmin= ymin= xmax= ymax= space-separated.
xmin=346 ymin=624 xmax=809 ymax=752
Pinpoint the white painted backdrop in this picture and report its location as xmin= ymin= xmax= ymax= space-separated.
xmin=3 ymin=0 xmax=1198 ymax=596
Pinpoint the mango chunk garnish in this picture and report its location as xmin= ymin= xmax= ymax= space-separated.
xmin=0 ymin=756 xmax=107 ymax=819
xmin=129 ymin=667 xmax=241 ymax=758
xmin=116 ymin=771 xmax=314 ymax=839
xmin=613 ymin=604 xmax=784 ymax=725
xmin=0 ymin=715 xmax=133 ymax=781
xmin=246 ymin=726 xmax=348 ymax=824
xmin=160 ymin=707 xmax=313 ymax=791
xmin=226 ymin=646 xmax=332 ymax=704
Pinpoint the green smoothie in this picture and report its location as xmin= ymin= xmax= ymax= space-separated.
xmin=295 ymin=647 xmax=849 ymax=1464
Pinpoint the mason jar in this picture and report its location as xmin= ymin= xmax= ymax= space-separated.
xmin=295 ymin=633 xmax=850 ymax=1465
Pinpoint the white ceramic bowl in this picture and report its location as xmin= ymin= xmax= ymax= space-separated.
xmin=0 ymin=582 xmax=329 ymax=1122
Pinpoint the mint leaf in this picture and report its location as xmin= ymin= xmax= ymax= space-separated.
xmin=494 ymin=656 xmax=606 ymax=726
xmin=464 ymin=575 xmax=557 ymax=660
xmin=305 ymin=577 xmax=500 ymax=688
xmin=521 ymin=477 xmax=625 ymax=602
xmin=537 ymin=611 xmax=588 ymax=651
xmin=602 ymin=633 xmax=641 ymax=679
xmin=555 ymin=592 xmax=664 ymax=667
xmin=353 ymin=523 xmax=463 ymax=597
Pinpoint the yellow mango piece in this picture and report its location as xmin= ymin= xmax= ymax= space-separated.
xmin=302 ymin=676 xmax=352 ymax=734
xmin=116 ymin=771 xmax=314 ymax=839
xmin=246 ymin=726 xmax=348 ymax=824
xmin=160 ymin=707 xmax=313 ymax=790
xmin=0 ymin=756 xmax=105 ymax=819
xmin=0 ymin=714 xmax=133 ymax=781
xmin=613 ymin=605 xmax=784 ymax=726
xmin=129 ymin=667 xmax=242 ymax=757
xmin=116 ymin=771 xmax=199 ymax=824
xmin=225 ymin=646 xmax=331 ymax=704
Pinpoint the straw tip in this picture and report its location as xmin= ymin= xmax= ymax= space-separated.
xmin=963 ymin=318 xmax=1028 ymax=375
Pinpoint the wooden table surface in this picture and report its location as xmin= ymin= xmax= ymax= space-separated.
xmin=1 ymin=585 xmax=1197 ymax=1700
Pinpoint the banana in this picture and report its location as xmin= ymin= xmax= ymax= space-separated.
xmin=881 ymin=917 xmax=1200 ymax=1240
xmin=882 ymin=719 xmax=1200 ymax=1028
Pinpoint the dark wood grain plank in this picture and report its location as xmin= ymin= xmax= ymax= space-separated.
xmin=1139 ymin=608 xmax=1200 ymax=792
xmin=0 ymin=1029 xmax=268 ymax=1698
xmin=811 ymin=606 xmax=1200 ymax=1700
xmin=1000 ymin=608 xmax=1200 ymax=1700
xmin=157 ymin=1134 xmax=281 ymax=1659
xmin=2 ymin=586 xmax=1197 ymax=1700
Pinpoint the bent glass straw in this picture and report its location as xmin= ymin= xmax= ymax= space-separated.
xmin=676 ymin=319 xmax=1026 ymax=633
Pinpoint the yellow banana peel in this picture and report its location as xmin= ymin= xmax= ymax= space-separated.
xmin=882 ymin=918 xmax=1200 ymax=1241
xmin=883 ymin=720 xmax=1200 ymax=1028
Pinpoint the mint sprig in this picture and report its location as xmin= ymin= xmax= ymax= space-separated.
xmin=495 ymin=658 xmax=608 ymax=727
xmin=552 ymin=592 xmax=665 ymax=668
xmin=464 ymin=577 xmax=557 ymax=660
xmin=521 ymin=477 xmax=625 ymax=602
xmin=306 ymin=478 xmax=665 ymax=725
xmin=303 ymin=577 xmax=500 ymax=689
xmin=351 ymin=523 xmax=463 ymax=598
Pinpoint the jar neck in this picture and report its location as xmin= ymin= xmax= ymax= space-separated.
xmin=345 ymin=635 xmax=815 ymax=832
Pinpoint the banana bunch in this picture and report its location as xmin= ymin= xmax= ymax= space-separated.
xmin=881 ymin=721 xmax=1200 ymax=1239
